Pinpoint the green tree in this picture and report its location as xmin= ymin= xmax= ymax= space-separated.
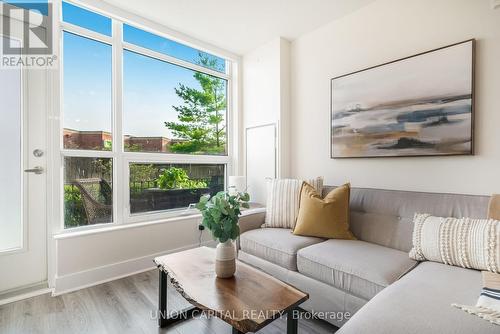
xmin=165 ymin=53 xmax=226 ymax=154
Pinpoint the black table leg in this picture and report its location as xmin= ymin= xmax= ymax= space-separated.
xmin=287 ymin=308 xmax=298 ymax=334
xmin=158 ymin=269 xmax=168 ymax=327
xmin=158 ymin=269 xmax=200 ymax=328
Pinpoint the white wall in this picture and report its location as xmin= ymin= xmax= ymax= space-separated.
xmin=53 ymin=216 xmax=213 ymax=294
xmin=279 ymin=39 xmax=291 ymax=177
xmin=243 ymin=38 xmax=281 ymax=128
xmin=53 ymin=207 xmax=266 ymax=294
xmin=290 ymin=0 xmax=500 ymax=195
xmin=243 ymin=37 xmax=291 ymax=203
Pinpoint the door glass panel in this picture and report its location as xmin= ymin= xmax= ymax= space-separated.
xmin=0 ymin=36 xmax=23 ymax=252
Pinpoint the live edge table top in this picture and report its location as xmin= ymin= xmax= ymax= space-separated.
xmin=154 ymin=247 xmax=309 ymax=333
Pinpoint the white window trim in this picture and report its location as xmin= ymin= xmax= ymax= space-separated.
xmin=67 ymin=0 xmax=238 ymax=63
xmin=122 ymin=42 xmax=231 ymax=80
xmin=53 ymin=0 xmax=239 ymax=235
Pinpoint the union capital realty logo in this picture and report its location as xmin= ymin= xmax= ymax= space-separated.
xmin=1 ymin=1 xmax=57 ymax=69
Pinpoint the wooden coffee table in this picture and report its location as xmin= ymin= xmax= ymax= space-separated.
xmin=154 ymin=247 xmax=309 ymax=333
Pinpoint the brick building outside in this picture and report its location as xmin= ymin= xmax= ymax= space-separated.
xmin=63 ymin=129 xmax=184 ymax=152
xmin=63 ymin=129 xmax=112 ymax=150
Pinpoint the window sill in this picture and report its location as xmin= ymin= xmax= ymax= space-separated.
xmin=53 ymin=212 xmax=202 ymax=240
xmin=53 ymin=205 xmax=265 ymax=240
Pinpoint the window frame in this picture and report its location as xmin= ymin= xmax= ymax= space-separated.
xmin=57 ymin=0 xmax=235 ymax=233
xmin=125 ymin=159 xmax=228 ymax=223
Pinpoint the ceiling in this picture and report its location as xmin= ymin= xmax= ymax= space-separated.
xmin=102 ymin=0 xmax=374 ymax=55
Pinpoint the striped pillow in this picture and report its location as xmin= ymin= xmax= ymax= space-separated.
xmin=263 ymin=177 xmax=323 ymax=229
xmin=453 ymin=271 xmax=500 ymax=325
xmin=409 ymin=214 xmax=500 ymax=273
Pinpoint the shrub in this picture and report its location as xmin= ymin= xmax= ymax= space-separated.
xmin=156 ymin=167 xmax=207 ymax=190
xmin=64 ymin=185 xmax=87 ymax=227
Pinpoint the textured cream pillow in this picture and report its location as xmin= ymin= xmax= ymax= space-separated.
xmin=263 ymin=177 xmax=323 ymax=229
xmin=409 ymin=213 xmax=500 ymax=273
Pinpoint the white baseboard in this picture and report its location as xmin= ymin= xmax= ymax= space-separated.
xmin=0 ymin=287 xmax=52 ymax=306
xmin=53 ymin=241 xmax=216 ymax=296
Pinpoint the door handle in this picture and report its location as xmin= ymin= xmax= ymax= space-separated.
xmin=24 ymin=166 xmax=44 ymax=175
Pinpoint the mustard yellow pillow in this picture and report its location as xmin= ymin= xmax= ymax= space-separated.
xmin=293 ymin=183 xmax=356 ymax=239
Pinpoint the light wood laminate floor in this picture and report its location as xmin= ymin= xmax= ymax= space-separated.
xmin=0 ymin=270 xmax=337 ymax=334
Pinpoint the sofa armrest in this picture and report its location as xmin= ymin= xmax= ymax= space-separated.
xmin=237 ymin=207 xmax=266 ymax=250
xmin=238 ymin=208 xmax=266 ymax=234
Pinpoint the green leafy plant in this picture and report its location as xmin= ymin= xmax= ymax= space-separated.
xmin=196 ymin=191 xmax=250 ymax=243
xmin=64 ymin=185 xmax=87 ymax=227
xmin=157 ymin=167 xmax=208 ymax=190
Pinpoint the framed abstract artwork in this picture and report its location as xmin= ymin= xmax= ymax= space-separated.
xmin=331 ymin=39 xmax=475 ymax=158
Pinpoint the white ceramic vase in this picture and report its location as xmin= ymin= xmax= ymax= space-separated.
xmin=215 ymin=240 xmax=236 ymax=278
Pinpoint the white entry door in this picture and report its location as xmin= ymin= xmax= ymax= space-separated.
xmin=0 ymin=8 xmax=48 ymax=294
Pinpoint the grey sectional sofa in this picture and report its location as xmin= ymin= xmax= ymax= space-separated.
xmin=237 ymin=186 xmax=498 ymax=333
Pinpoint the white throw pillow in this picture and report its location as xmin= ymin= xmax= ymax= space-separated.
xmin=409 ymin=213 xmax=500 ymax=273
xmin=263 ymin=177 xmax=323 ymax=229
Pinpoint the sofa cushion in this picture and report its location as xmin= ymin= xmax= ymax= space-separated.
xmin=322 ymin=186 xmax=490 ymax=252
xmin=337 ymin=262 xmax=499 ymax=334
xmin=293 ymin=183 xmax=355 ymax=240
xmin=297 ymin=239 xmax=417 ymax=300
xmin=239 ymin=228 xmax=324 ymax=271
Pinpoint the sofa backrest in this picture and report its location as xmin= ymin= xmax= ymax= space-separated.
xmin=322 ymin=186 xmax=490 ymax=252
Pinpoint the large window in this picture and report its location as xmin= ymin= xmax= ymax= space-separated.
xmin=129 ymin=163 xmax=224 ymax=214
xmin=60 ymin=2 xmax=232 ymax=230
xmin=123 ymin=24 xmax=226 ymax=73
xmin=64 ymin=157 xmax=113 ymax=228
xmin=63 ymin=31 xmax=112 ymax=150
xmin=123 ymin=50 xmax=227 ymax=155
xmin=62 ymin=1 xmax=112 ymax=36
